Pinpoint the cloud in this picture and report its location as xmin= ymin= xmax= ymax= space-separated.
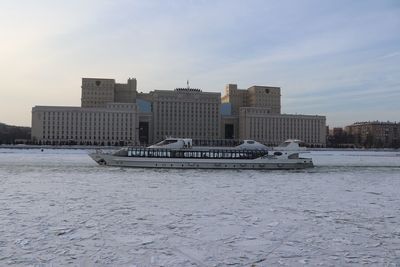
xmin=379 ymin=51 xmax=400 ymax=59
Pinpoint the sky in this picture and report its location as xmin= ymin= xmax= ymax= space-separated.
xmin=0 ymin=0 xmax=399 ymax=127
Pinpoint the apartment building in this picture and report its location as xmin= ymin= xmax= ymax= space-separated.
xmin=345 ymin=121 xmax=399 ymax=147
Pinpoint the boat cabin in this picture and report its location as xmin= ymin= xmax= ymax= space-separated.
xmin=274 ymin=139 xmax=307 ymax=151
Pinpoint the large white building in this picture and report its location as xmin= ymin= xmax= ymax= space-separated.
xmin=31 ymin=103 xmax=138 ymax=145
xmin=221 ymin=84 xmax=281 ymax=115
xmin=149 ymin=88 xmax=221 ymax=142
xmin=81 ymin=78 xmax=137 ymax=108
xmin=32 ymin=78 xmax=139 ymax=145
xmin=31 ymin=77 xmax=327 ymax=147
xmin=220 ymin=84 xmax=326 ymax=146
xmin=239 ymin=108 xmax=326 ymax=146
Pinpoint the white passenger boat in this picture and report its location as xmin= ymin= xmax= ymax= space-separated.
xmin=89 ymin=138 xmax=313 ymax=169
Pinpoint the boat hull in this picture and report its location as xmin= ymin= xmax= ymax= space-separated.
xmin=89 ymin=153 xmax=313 ymax=170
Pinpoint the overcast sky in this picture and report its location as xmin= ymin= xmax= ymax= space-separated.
xmin=1 ymin=0 xmax=399 ymax=127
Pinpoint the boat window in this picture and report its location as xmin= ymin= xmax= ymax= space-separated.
xmin=175 ymin=151 xmax=183 ymax=158
xmin=247 ymin=140 xmax=255 ymax=144
xmin=122 ymin=148 xmax=269 ymax=159
xmin=274 ymin=151 xmax=283 ymax=156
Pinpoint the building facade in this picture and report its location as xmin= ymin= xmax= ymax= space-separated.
xmin=32 ymin=78 xmax=139 ymax=145
xmin=345 ymin=121 xmax=399 ymax=147
xmin=81 ymin=78 xmax=136 ymax=108
xmin=220 ymin=83 xmax=325 ymax=146
xmin=32 ymin=77 xmax=326 ymax=147
xmin=146 ymin=88 xmax=221 ymax=142
xmin=239 ymin=107 xmax=326 ymax=146
xmin=31 ymin=103 xmax=138 ymax=145
xmin=221 ymin=84 xmax=281 ymax=115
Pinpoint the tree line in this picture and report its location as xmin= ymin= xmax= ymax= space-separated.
xmin=0 ymin=123 xmax=31 ymax=144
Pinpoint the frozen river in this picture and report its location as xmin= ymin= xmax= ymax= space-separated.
xmin=0 ymin=149 xmax=399 ymax=266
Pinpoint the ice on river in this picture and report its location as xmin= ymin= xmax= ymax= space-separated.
xmin=0 ymin=148 xmax=399 ymax=266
